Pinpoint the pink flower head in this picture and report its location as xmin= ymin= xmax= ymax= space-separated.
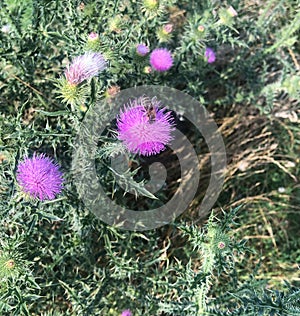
xmin=65 ymin=52 xmax=106 ymax=85
xmin=150 ymin=48 xmax=173 ymax=72
xmin=16 ymin=153 xmax=63 ymax=200
xmin=88 ymin=32 xmax=99 ymax=41
xmin=121 ymin=310 xmax=132 ymax=316
xmin=205 ymin=47 xmax=216 ymax=63
xmin=136 ymin=43 xmax=150 ymax=56
xmin=117 ymin=97 xmax=175 ymax=156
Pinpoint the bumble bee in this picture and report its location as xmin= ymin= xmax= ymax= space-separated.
xmin=142 ymin=97 xmax=157 ymax=124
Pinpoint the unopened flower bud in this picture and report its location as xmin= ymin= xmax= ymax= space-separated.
xmin=108 ymin=15 xmax=122 ymax=33
xmin=136 ymin=44 xmax=150 ymax=56
xmin=227 ymin=6 xmax=238 ymax=17
xmin=5 ymin=259 xmax=15 ymax=269
xmin=156 ymin=24 xmax=173 ymax=43
xmin=143 ymin=0 xmax=158 ymax=10
xmin=218 ymin=242 xmax=226 ymax=249
xmin=105 ymin=85 xmax=121 ymax=99
xmin=143 ymin=66 xmax=152 ymax=74
xmin=162 ymin=24 xmax=173 ymax=34
xmin=88 ymin=32 xmax=99 ymax=41
xmin=197 ymin=25 xmax=205 ymax=32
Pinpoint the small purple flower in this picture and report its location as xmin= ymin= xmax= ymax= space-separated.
xmin=121 ymin=309 xmax=132 ymax=316
xmin=204 ymin=47 xmax=216 ymax=63
xmin=149 ymin=48 xmax=173 ymax=72
xmin=117 ymin=97 xmax=175 ymax=156
xmin=136 ymin=43 xmax=150 ymax=56
xmin=16 ymin=153 xmax=63 ymax=200
xmin=65 ymin=52 xmax=106 ymax=85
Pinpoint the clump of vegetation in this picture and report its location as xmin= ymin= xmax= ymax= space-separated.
xmin=0 ymin=0 xmax=299 ymax=315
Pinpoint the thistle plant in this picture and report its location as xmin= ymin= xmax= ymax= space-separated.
xmin=0 ymin=0 xmax=299 ymax=315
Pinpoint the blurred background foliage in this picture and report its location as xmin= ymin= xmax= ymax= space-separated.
xmin=0 ymin=0 xmax=299 ymax=315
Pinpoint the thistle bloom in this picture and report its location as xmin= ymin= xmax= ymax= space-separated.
xmin=150 ymin=48 xmax=173 ymax=72
xmin=65 ymin=52 xmax=106 ymax=85
xmin=16 ymin=153 xmax=63 ymax=200
xmin=136 ymin=43 xmax=149 ymax=56
xmin=204 ymin=47 xmax=216 ymax=63
xmin=117 ymin=97 xmax=175 ymax=156
xmin=121 ymin=309 xmax=132 ymax=316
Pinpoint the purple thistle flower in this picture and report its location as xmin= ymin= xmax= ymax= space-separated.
xmin=65 ymin=52 xmax=107 ymax=85
xmin=136 ymin=43 xmax=150 ymax=56
xmin=16 ymin=153 xmax=63 ymax=201
xmin=121 ymin=310 xmax=132 ymax=316
xmin=149 ymin=48 xmax=173 ymax=72
xmin=204 ymin=47 xmax=216 ymax=63
xmin=117 ymin=97 xmax=175 ymax=156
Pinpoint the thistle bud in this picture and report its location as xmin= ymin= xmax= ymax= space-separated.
xmin=156 ymin=24 xmax=173 ymax=43
xmin=86 ymin=32 xmax=101 ymax=52
xmin=5 ymin=259 xmax=15 ymax=269
xmin=196 ymin=24 xmax=208 ymax=39
xmin=227 ymin=6 xmax=238 ymax=17
xmin=143 ymin=66 xmax=152 ymax=74
xmin=163 ymin=24 xmax=173 ymax=34
xmin=217 ymin=241 xmax=226 ymax=250
xmin=0 ymin=254 xmax=21 ymax=279
xmin=142 ymin=0 xmax=164 ymax=17
xmin=104 ymin=85 xmax=121 ymax=99
xmin=143 ymin=0 xmax=158 ymax=10
xmin=218 ymin=6 xmax=238 ymax=26
xmin=136 ymin=44 xmax=150 ymax=57
xmin=88 ymin=32 xmax=99 ymax=41
xmin=108 ymin=15 xmax=122 ymax=33
xmin=57 ymin=79 xmax=82 ymax=106
xmin=79 ymin=103 xmax=88 ymax=113
xmin=197 ymin=25 xmax=205 ymax=32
